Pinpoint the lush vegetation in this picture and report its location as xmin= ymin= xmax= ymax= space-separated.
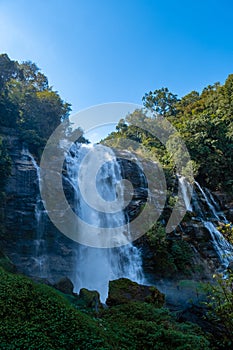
xmin=0 ymin=267 xmax=106 ymax=349
xmin=100 ymin=302 xmax=210 ymax=350
xmin=0 ymin=267 xmax=211 ymax=350
xmin=104 ymin=75 xmax=233 ymax=192
xmin=0 ymin=53 xmax=71 ymax=157
xmin=145 ymin=223 xmax=193 ymax=277
xmin=217 ymin=223 xmax=233 ymax=245
xmin=204 ymin=272 xmax=233 ymax=349
xmin=0 ymin=53 xmax=233 ymax=349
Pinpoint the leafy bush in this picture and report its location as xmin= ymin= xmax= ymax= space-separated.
xmin=204 ymin=272 xmax=233 ymax=349
xmin=0 ymin=54 xmax=71 ymax=157
xmin=0 ymin=267 xmax=211 ymax=349
xmin=145 ymin=223 xmax=193 ymax=276
xmin=217 ymin=223 xmax=233 ymax=245
xmin=100 ymin=302 xmax=210 ymax=349
xmin=0 ymin=268 xmax=106 ymax=349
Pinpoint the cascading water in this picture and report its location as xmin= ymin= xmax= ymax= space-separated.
xmin=179 ymin=176 xmax=193 ymax=212
xmin=179 ymin=176 xmax=233 ymax=268
xmin=194 ymin=181 xmax=220 ymax=221
xmin=65 ymin=143 xmax=144 ymax=302
xmin=21 ymin=147 xmax=48 ymax=278
xmin=204 ymin=188 xmax=227 ymax=222
xmin=195 ymin=182 xmax=233 ymax=268
xmin=178 ymin=176 xmax=233 ymax=268
xmin=203 ymin=221 xmax=233 ymax=267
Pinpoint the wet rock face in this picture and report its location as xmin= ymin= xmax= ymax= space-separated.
xmin=117 ymin=157 xmax=148 ymax=222
xmin=0 ymin=129 xmax=37 ymax=270
xmin=212 ymin=191 xmax=233 ymax=221
xmin=0 ymin=127 xmax=77 ymax=283
xmin=0 ymin=127 xmax=232 ymax=285
xmin=118 ymin=154 xmax=165 ymax=223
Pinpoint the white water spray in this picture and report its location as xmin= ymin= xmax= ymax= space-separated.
xmin=21 ymin=147 xmax=48 ymax=278
xmin=179 ymin=176 xmax=193 ymax=212
xmin=194 ymin=181 xmax=233 ymax=268
xmin=65 ymin=143 xmax=144 ymax=302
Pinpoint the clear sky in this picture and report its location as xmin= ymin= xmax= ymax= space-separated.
xmin=0 ymin=0 xmax=233 ymax=114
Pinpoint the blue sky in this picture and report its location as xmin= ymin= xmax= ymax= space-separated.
xmin=0 ymin=0 xmax=233 ymax=115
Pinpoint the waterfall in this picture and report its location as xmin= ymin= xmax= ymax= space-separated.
xmin=194 ymin=181 xmax=233 ymax=268
xmin=194 ymin=181 xmax=220 ymax=220
xmin=203 ymin=222 xmax=233 ymax=267
xmin=21 ymin=147 xmax=48 ymax=278
xmin=204 ymin=188 xmax=227 ymax=222
xmin=179 ymin=176 xmax=193 ymax=212
xmin=65 ymin=143 xmax=144 ymax=302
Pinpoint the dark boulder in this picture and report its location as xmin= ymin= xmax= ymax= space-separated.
xmin=78 ymin=288 xmax=101 ymax=312
xmin=53 ymin=277 xmax=74 ymax=294
xmin=106 ymin=278 xmax=164 ymax=307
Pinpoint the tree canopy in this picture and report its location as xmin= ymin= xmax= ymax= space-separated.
xmin=0 ymin=54 xmax=71 ymax=156
xmin=104 ymin=75 xmax=233 ymax=192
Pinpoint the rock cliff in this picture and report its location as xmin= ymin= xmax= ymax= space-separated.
xmin=0 ymin=126 xmax=232 ymax=285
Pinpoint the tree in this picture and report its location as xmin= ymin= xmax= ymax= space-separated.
xmin=0 ymin=54 xmax=71 ymax=156
xmin=0 ymin=54 xmax=20 ymax=91
xmin=142 ymin=87 xmax=178 ymax=117
xmin=205 ymin=272 xmax=233 ymax=349
xmin=116 ymin=118 xmax=128 ymax=133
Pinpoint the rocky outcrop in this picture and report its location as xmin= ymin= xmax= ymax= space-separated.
xmin=0 ymin=126 xmax=232 ymax=289
xmin=213 ymin=191 xmax=233 ymax=222
xmin=106 ymin=278 xmax=165 ymax=307
xmin=0 ymin=126 xmax=77 ymax=282
xmin=78 ymin=288 xmax=101 ymax=311
xmin=117 ymin=154 xmax=148 ymax=221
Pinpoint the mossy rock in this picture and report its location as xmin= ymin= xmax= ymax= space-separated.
xmin=79 ymin=288 xmax=101 ymax=311
xmin=53 ymin=277 xmax=74 ymax=295
xmin=106 ymin=278 xmax=164 ymax=307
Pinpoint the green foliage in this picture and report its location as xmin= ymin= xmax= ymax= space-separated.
xmin=146 ymin=223 xmax=167 ymax=248
xmin=0 ymin=268 xmax=105 ymax=349
xmin=0 ymin=54 xmax=71 ymax=156
xmin=0 ymin=267 xmax=211 ymax=349
xmin=217 ymin=223 xmax=233 ymax=245
xmin=145 ymin=223 xmax=193 ymax=276
xmin=104 ymin=74 xmax=233 ymax=191
xmin=100 ymin=302 xmax=210 ymax=349
xmin=143 ymin=87 xmax=179 ymax=117
xmin=204 ymin=272 xmax=233 ymax=349
xmin=170 ymin=240 xmax=193 ymax=271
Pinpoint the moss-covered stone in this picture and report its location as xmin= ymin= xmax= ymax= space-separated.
xmin=53 ymin=277 xmax=74 ymax=295
xmin=106 ymin=278 xmax=164 ymax=307
xmin=79 ymin=288 xmax=101 ymax=311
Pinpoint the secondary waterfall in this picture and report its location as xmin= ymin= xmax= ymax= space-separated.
xmin=179 ymin=177 xmax=233 ymax=268
xmin=65 ymin=143 xmax=144 ymax=302
xmin=179 ymin=176 xmax=193 ymax=212
xmin=21 ymin=147 xmax=48 ymax=278
xmin=195 ymin=182 xmax=233 ymax=268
